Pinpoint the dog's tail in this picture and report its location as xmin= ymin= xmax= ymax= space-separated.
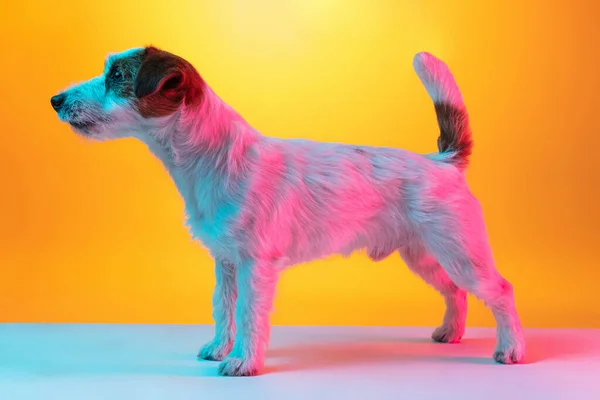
xmin=413 ymin=52 xmax=473 ymax=171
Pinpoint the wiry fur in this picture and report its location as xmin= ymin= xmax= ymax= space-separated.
xmin=51 ymin=48 xmax=525 ymax=376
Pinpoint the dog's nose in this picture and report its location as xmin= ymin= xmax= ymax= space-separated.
xmin=50 ymin=94 xmax=66 ymax=112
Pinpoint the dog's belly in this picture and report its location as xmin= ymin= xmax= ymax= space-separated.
xmin=271 ymin=216 xmax=411 ymax=268
xmin=187 ymin=204 xmax=412 ymax=269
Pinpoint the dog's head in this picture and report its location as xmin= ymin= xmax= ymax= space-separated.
xmin=50 ymin=46 xmax=204 ymax=139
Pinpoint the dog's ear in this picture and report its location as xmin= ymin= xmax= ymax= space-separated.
xmin=134 ymin=48 xmax=186 ymax=101
xmin=134 ymin=47 xmax=204 ymax=117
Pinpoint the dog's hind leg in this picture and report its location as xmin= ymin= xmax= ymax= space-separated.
xmin=420 ymin=197 xmax=526 ymax=364
xmin=399 ymin=245 xmax=467 ymax=343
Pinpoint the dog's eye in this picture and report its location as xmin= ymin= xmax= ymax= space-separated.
xmin=110 ymin=69 xmax=123 ymax=81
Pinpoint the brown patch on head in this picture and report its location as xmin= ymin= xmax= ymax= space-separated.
xmin=105 ymin=49 xmax=147 ymax=99
xmin=133 ymin=46 xmax=205 ymax=118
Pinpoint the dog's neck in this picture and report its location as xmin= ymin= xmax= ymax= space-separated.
xmin=139 ymin=86 xmax=260 ymax=219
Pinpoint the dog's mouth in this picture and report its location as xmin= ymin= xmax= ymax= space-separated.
xmin=69 ymin=120 xmax=96 ymax=132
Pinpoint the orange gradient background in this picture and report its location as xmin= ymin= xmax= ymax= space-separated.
xmin=1 ymin=0 xmax=599 ymax=328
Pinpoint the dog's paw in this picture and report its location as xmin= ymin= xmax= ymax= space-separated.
xmin=493 ymin=342 xmax=525 ymax=364
xmin=493 ymin=328 xmax=526 ymax=364
xmin=493 ymin=349 xmax=523 ymax=364
xmin=218 ymin=356 xmax=259 ymax=377
xmin=431 ymin=324 xmax=464 ymax=344
xmin=197 ymin=339 xmax=232 ymax=361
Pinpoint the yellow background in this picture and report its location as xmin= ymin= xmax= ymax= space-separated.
xmin=1 ymin=0 xmax=599 ymax=328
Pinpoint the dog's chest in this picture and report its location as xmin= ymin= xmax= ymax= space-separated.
xmin=184 ymin=200 xmax=241 ymax=261
xmin=168 ymin=166 xmax=239 ymax=254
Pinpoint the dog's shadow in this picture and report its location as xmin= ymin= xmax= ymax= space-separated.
xmin=264 ymin=337 xmax=492 ymax=374
xmin=263 ymin=332 xmax=594 ymax=374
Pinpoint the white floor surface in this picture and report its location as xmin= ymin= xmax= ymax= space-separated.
xmin=1 ymin=324 xmax=599 ymax=399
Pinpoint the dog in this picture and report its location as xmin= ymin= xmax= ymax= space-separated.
xmin=51 ymin=46 xmax=526 ymax=376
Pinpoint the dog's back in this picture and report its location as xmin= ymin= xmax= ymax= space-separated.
xmin=224 ymin=52 xmax=474 ymax=268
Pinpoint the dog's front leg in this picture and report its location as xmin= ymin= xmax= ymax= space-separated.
xmin=198 ymin=259 xmax=237 ymax=361
xmin=218 ymin=259 xmax=278 ymax=376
